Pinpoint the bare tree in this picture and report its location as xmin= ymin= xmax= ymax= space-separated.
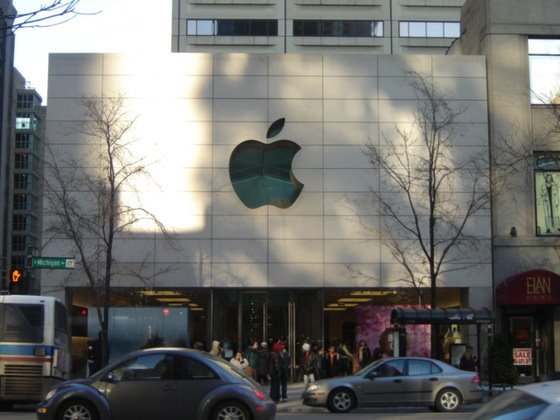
xmin=1 ymin=0 xmax=93 ymax=33
xmin=356 ymin=72 xmax=491 ymax=356
xmin=44 ymin=95 xmax=172 ymax=368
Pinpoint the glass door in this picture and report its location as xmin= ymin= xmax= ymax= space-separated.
xmin=239 ymin=292 xmax=267 ymax=349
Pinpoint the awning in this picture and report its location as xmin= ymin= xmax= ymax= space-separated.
xmin=391 ymin=307 xmax=494 ymax=325
xmin=496 ymin=269 xmax=560 ymax=305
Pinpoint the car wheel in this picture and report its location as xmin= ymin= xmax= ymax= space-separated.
xmin=211 ymin=400 xmax=250 ymax=420
xmin=435 ymin=388 xmax=461 ymax=412
xmin=327 ymin=388 xmax=355 ymax=413
xmin=56 ymin=399 xmax=98 ymax=420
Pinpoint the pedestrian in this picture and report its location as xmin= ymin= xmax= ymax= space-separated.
xmin=245 ymin=340 xmax=259 ymax=380
xmin=460 ymin=345 xmax=477 ymax=372
xmin=209 ymin=340 xmax=222 ymax=357
xmin=357 ymin=339 xmax=372 ymax=369
xmin=324 ymin=345 xmax=340 ymax=378
xmin=300 ymin=343 xmax=318 ymax=388
xmin=230 ymin=351 xmax=249 ymax=372
xmin=257 ymin=342 xmax=270 ymax=385
xmin=269 ymin=340 xmax=290 ymax=403
xmin=338 ymin=341 xmax=353 ymax=375
xmin=314 ymin=344 xmax=326 ymax=380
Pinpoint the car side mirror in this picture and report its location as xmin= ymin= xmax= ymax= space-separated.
xmin=366 ymin=371 xmax=378 ymax=380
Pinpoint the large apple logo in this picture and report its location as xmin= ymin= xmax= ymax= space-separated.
xmin=229 ymin=118 xmax=303 ymax=209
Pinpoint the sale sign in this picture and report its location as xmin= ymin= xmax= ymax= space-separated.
xmin=513 ymin=348 xmax=532 ymax=366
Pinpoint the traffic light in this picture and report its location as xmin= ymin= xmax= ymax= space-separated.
xmin=9 ymin=268 xmax=23 ymax=293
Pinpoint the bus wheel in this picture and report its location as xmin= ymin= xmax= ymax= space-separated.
xmin=57 ymin=400 xmax=98 ymax=420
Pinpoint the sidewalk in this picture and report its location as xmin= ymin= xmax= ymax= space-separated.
xmin=264 ymin=382 xmax=319 ymax=413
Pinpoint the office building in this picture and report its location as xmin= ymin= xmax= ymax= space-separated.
xmin=172 ymin=0 xmax=464 ymax=54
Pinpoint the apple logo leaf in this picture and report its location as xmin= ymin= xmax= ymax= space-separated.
xmin=229 ymin=118 xmax=303 ymax=209
xmin=267 ymin=118 xmax=285 ymax=139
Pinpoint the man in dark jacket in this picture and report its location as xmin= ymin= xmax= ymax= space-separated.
xmin=269 ymin=340 xmax=290 ymax=402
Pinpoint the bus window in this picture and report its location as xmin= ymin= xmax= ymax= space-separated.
xmin=0 ymin=304 xmax=44 ymax=343
xmin=55 ymin=301 xmax=69 ymax=344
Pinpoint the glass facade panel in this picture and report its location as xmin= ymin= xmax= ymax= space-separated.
xmin=534 ymin=151 xmax=560 ymax=235
xmin=529 ymin=39 xmax=560 ymax=104
xmin=444 ymin=22 xmax=460 ymax=38
xmin=400 ymin=21 xmax=459 ymax=38
xmin=409 ymin=22 xmax=426 ymax=37
xmin=187 ymin=19 xmax=277 ymax=36
xmin=293 ymin=20 xmax=383 ymax=37
xmin=426 ymin=22 xmax=443 ymax=37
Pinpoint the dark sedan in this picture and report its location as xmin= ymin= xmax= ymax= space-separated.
xmin=37 ymin=347 xmax=276 ymax=420
xmin=302 ymin=356 xmax=482 ymax=413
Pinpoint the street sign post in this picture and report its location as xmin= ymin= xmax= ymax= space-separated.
xmin=32 ymin=257 xmax=76 ymax=269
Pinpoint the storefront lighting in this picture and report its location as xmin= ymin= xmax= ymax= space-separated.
xmin=323 ymin=307 xmax=346 ymax=311
xmin=350 ymin=291 xmax=396 ymax=296
xmin=156 ymin=297 xmax=191 ymax=303
xmin=190 ymin=307 xmax=205 ymax=311
xmin=140 ymin=290 xmax=183 ymax=297
xmin=337 ymin=298 xmax=371 ymax=303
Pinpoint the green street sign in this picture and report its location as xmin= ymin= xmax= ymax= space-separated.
xmin=32 ymin=257 xmax=76 ymax=269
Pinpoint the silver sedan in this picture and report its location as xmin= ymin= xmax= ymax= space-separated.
xmin=302 ymin=357 xmax=482 ymax=413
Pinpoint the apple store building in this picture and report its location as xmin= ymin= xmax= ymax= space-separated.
xmin=42 ymin=52 xmax=492 ymax=375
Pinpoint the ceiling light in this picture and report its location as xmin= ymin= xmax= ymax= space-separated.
xmin=140 ymin=290 xmax=183 ymax=297
xmin=156 ymin=297 xmax=191 ymax=303
xmin=349 ymin=290 xmax=396 ymax=296
xmin=337 ymin=298 xmax=371 ymax=303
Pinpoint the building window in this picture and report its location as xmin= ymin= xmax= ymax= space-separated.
xmin=293 ymin=20 xmax=383 ymax=37
xmin=529 ymin=39 xmax=560 ymax=104
xmin=15 ymin=153 xmax=32 ymax=170
xmin=399 ymin=21 xmax=459 ymax=38
xmin=13 ymin=194 xmax=32 ymax=211
xmin=535 ymin=151 xmax=560 ymax=236
xmin=186 ymin=19 xmax=278 ymax=36
xmin=16 ymin=113 xmax=38 ymax=130
xmin=14 ymin=174 xmax=33 ymax=190
xmin=11 ymin=235 xmax=27 ymax=252
xmin=16 ymin=133 xmax=33 ymax=150
xmin=17 ymin=94 xmax=34 ymax=109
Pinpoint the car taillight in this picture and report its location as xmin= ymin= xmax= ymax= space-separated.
xmin=253 ymin=389 xmax=266 ymax=401
xmin=471 ymin=374 xmax=481 ymax=384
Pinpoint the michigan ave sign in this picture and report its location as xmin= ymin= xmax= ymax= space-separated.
xmin=32 ymin=257 xmax=76 ymax=269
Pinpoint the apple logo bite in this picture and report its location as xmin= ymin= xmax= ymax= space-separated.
xmin=229 ymin=118 xmax=304 ymax=209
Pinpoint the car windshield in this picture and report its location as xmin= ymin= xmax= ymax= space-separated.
xmin=471 ymin=389 xmax=549 ymax=420
xmin=354 ymin=358 xmax=385 ymax=376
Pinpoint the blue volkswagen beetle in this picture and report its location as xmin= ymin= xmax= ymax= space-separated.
xmin=37 ymin=347 xmax=276 ymax=420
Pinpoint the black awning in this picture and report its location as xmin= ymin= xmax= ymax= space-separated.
xmin=391 ymin=307 xmax=494 ymax=325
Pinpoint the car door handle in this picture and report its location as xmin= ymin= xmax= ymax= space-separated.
xmin=393 ymin=379 xmax=402 ymax=383
xmin=162 ymin=385 xmax=176 ymax=391
xmin=429 ymin=377 xmax=438 ymax=381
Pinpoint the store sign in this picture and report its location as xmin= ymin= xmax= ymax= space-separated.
xmin=513 ymin=347 xmax=532 ymax=366
xmin=497 ymin=269 xmax=560 ymax=305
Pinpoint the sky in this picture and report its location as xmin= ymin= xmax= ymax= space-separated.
xmin=13 ymin=0 xmax=172 ymax=102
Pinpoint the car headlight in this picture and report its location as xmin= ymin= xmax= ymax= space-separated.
xmin=306 ymin=384 xmax=320 ymax=392
xmin=44 ymin=389 xmax=57 ymax=401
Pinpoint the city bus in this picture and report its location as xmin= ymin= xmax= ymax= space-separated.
xmin=0 ymin=294 xmax=71 ymax=406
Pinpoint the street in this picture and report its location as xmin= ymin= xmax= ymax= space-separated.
xmin=0 ymin=407 xmax=477 ymax=420
xmin=0 ymin=380 xmax=481 ymax=420
xmin=1 ymin=400 xmax=479 ymax=420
